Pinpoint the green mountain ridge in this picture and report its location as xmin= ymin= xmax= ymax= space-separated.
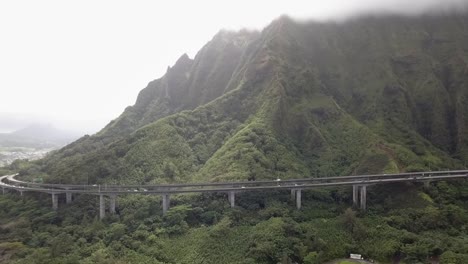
xmin=36 ymin=13 xmax=468 ymax=185
xmin=3 ymin=12 xmax=468 ymax=264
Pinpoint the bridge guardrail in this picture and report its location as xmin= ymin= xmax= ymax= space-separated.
xmin=2 ymin=171 xmax=467 ymax=195
xmin=5 ymin=169 xmax=468 ymax=191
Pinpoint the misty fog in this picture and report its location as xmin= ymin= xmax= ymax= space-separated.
xmin=0 ymin=0 xmax=467 ymax=135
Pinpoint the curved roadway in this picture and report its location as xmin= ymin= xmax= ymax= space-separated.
xmin=2 ymin=170 xmax=467 ymax=219
xmin=1 ymin=170 xmax=467 ymax=195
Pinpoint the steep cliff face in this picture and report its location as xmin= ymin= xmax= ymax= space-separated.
xmin=282 ymin=14 xmax=468 ymax=157
xmin=100 ymin=29 xmax=257 ymax=138
xmin=44 ymin=30 xmax=258 ymax=174
xmin=41 ymin=13 xmax=468 ymax=184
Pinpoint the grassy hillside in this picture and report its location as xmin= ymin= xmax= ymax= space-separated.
xmin=30 ymin=13 xmax=468 ymax=185
xmin=2 ymin=12 xmax=468 ymax=264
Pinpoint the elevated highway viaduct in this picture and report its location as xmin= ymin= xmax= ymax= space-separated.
xmin=1 ymin=170 xmax=467 ymax=219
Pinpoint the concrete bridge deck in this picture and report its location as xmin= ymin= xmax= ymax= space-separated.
xmin=1 ymin=170 xmax=467 ymax=219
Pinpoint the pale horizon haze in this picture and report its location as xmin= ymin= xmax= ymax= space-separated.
xmin=1 ymin=0 xmax=467 ymax=135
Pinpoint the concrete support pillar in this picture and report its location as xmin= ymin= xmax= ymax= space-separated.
xmin=424 ymin=181 xmax=430 ymax=188
xmin=109 ymin=194 xmax=116 ymax=214
xmin=2 ymin=187 xmax=4 ymax=195
xmin=291 ymin=189 xmax=296 ymax=200
xmin=228 ymin=191 xmax=235 ymax=208
xmin=360 ymin=185 xmax=367 ymax=211
xmin=19 ymin=190 xmax=23 ymax=196
xmin=352 ymin=185 xmax=358 ymax=206
xmin=296 ymin=189 xmax=302 ymax=210
xmin=162 ymin=194 xmax=170 ymax=215
xmin=52 ymin=193 xmax=58 ymax=210
xmin=99 ymin=195 xmax=105 ymax=220
xmin=66 ymin=192 xmax=73 ymax=204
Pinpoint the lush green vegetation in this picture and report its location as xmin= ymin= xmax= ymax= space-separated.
xmin=2 ymin=12 xmax=468 ymax=264
xmin=28 ymin=13 xmax=467 ymax=186
xmin=0 ymin=181 xmax=468 ymax=263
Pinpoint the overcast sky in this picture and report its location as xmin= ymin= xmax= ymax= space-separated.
xmin=1 ymin=0 xmax=467 ymax=134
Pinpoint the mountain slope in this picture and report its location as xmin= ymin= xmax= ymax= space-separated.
xmin=38 ymin=13 xmax=468 ymax=184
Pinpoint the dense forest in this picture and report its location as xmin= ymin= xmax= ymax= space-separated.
xmin=1 ymin=12 xmax=468 ymax=263
xmin=1 ymin=163 xmax=468 ymax=263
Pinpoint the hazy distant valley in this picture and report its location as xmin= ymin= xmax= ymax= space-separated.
xmin=0 ymin=123 xmax=80 ymax=166
xmin=0 ymin=147 xmax=52 ymax=167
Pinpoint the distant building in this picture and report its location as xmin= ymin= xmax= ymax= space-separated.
xmin=350 ymin=253 xmax=362 ymax=260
